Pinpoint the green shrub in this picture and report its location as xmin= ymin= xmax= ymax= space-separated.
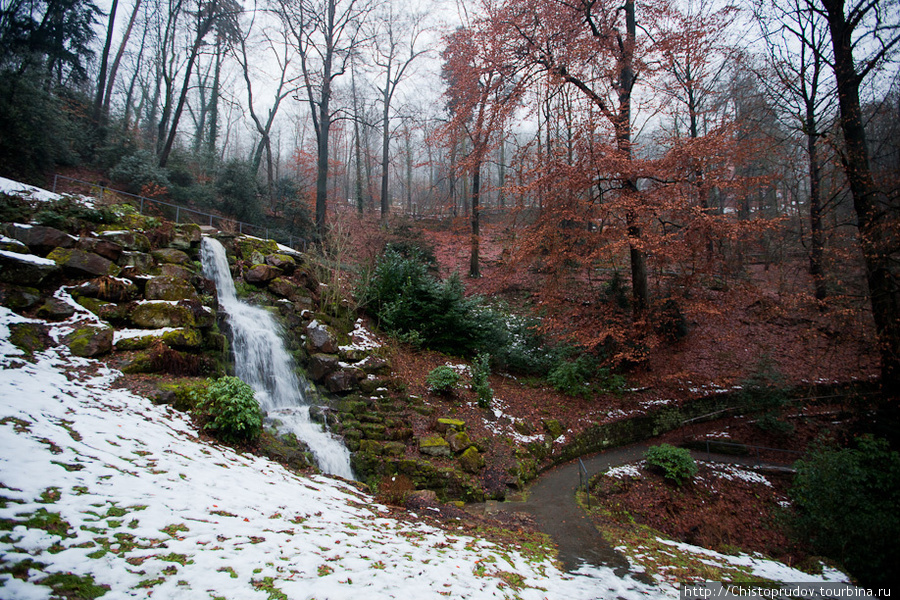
xmin=471 ymin=353 xmax=492 ymax=409
xmin=790 ymin=436 xmax=900 ymax=588
xmin=645 ymin=444 xmax=697 ymax=486
xmin=547 ymin=357 xmax=593 ymax=398
xmin=109 ymin=149 xmax=171 ymax=193
xmin=425 ymin=366 xmax=460 ymax=395
xmin=197 ymin=376 xmax=262 ymax=444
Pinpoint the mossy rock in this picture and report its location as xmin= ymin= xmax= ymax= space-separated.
xmin=436 ymin=418 xmax=465 ymax=433
xmin=359 ymin=422 xmax=386 ymax=440
xmin=155 ymin=379 xmax=209 ymax=412
xmin=131 ymin=302 xmax=195 ymax=328
xmin=413 ymin=405 xmax=435 ymax=416
xmin=542 ymin=419 xmax=565 ymax=439
xmin=151 ymin=248 xmax=191 ymax=266
xmin=66 ymin=326 xmax=113 ymax=357
xmin=383 ymin=441 xmax=406 ymax=457
xmin=0 ymin=286 xmax=42 ymax=310
xmin=36 ymin=298 xmax=76 ymax=321
xmin=161 ymin=328 xmax=203 ymax=348
xmin=418 ymin=435 xmax=451 ymax=457
xmin=46 ymin=247 xmax=120 ymax=278
xmin=117 ymin=251 xmax=154 ymax=272
xmin=359 ymin=439 xmax=384 ymax=455
xmin=100 ymin=230 xmax=151 ymax=253
xmin=266 ymin=253 xmax=296 ymax=273
xmin=386 ymin=427 xmax=414 ymax=442
xmin=259 ymin=431 xmax=314 ymax=472
xmin=447 ymin=430 xmax=474 ymax=453
xmin=0 ymin=252 xmax=61 ymax=287
xmin=235 ymin=237 xmax=280 ymax=259
xmin=459 ymin=447 xmax=485 ymax=474
xmin=9 ymin=323 xmax=52 ymax=354
xmin=114 ymin=333 xmax=161 ymax=351
xmin=144 ymin=276 xmax=199 ymax=302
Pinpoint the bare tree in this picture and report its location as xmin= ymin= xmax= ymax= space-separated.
xmin=371 ymin=2 xmax=428 ymax=219
xmin=276 ymin=0 xmax=376 ymax=240
xmin=756 ymin=0 xmax=836 ymax=300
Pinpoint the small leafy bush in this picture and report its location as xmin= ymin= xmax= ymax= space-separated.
xmin=109 ymin=149 xmax=171 ymax=194
xmin=791 ymin=436 xmax=900 ymax=588
xmin=547 ymin=357 xmax=593 ymax=398
xmin=645 ymin=444 xmax=697 ymax=486
xmin=471 ymin=353 xmax=492 ymax=409
xmin=426 ymin=366 xmax=460 ymax=395
xmin=197 ymin=376 xmax=262 ymax=444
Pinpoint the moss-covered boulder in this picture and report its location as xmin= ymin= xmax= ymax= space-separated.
xmin=69 ymin=276 xmax=139 ymax=302
xmin=418 ymin=435 xmax=451 ymax=457
xmin=324 ymin=367 xmax=364 ymax=393
xmin=244 ymin=263 xmax=281 ymax=285
xmin=151 ymin=248 xmax=191 ymax=265
xmin=117 ymin=251 xmax=154 ymax=272
xmin=447 ymin=430 xmax=474 ymax=454
xmin=114 ymin=333 xmax=161 ymax=351
xmin=542 ymin=419 xmax=565 ymax=439
xmin=235 ymin=236 xmax=280 ymax=259
xmin=9 ymin=322 xmax=52 ymax=354
xmin=144 ymin=276 xmax=199 ymax=302
xmin=0 ymin=237 xmax=29 ymax=254
xmin=100 ymin=230 xmax=151 ymax=253
xmin=436 ymin=418 xmax=465 ymax=433
xmin=359 ymin=439 xmax=384 ymax=455
xmin=154 ymin=379 xmax=209 ymax=412
xmin=266 ymin=253 xmax=296 ymax=274
xmin=359 ymin=422 xmax=387 ymax=440
xmin=0 ymin=285 xmax=42 ymax=310
xmin=47 ymin=247 xmax=120 ymax=278
xmin=131 ymin=301 xmax=195 ymax=328
xmin=161 ymin=328 xmax=203 ymax=348
xmin=383 ymin=441 xmax=406 ymax=457
xmin=170 ymin=224 xmax=201 ymax=250
xmin=268 ymin=277 xmax=305 ymax=301
xmin=159 ymin=263 xmax=194 ymax=280
xmin=459 ymin=447 xmax=485 ymax=473
xmin=66 ymin=326 xmax=114 ymax=357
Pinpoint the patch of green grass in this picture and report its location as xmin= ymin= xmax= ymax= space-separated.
xmin=252 ymin=576 xmax=288 ymax=600
xmin=40 ymin=572 xmax=109 ymax=598
xmin=134 ymin=577 xmax=165 ymax=589
xmin=217 ymin=566 xmax=238 ymax=579
xmin=159 ymin=552 xmax=192 ymax=566
xmin=0 ymin=416 xmax=32 ymax=432
xmin=39 ymin=487 xmax=62 ymax=504
xmin=160 ymin=523 xmax=189 ymax=538
xmin=317 ymin=564 xmax=333 ymax=577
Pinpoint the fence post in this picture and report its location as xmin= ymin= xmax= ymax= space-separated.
xmin=175 ymin=207 xmax=180 ymax=223
xmin=139 ymin=197 xmax=144 ymax=214
xmin=53 ymin=174 xmax=58 ymax=194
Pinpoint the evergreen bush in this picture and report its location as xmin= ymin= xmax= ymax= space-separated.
xmin=645 ymin=444 xmax=697 ymax=486
xmin=425 ymin=366 xmax=460 ymax=395
xmin=197 ymin=376 xmax=262 ymax=444
xmin=471 ymin=353 xmax=493 ymax=409
xmin=790 ymin=436 xmax=900 ymax=588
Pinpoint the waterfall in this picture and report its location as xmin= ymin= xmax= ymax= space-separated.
xmin=200 ymin=237 xmax=354 ymax=479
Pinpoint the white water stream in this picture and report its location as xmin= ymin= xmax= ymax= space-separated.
xmin=201 ymin=237 xmax=354 ymax=479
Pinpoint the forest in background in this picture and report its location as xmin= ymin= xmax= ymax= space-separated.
xmin=0 ymin=0 xmax=898 ymax=394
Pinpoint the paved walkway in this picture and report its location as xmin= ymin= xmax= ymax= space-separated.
xmin=470 ymin=443 xmax=794 ymax=575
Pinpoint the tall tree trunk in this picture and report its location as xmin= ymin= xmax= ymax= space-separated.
xmin=380 ymin=69 xmax=391 ymax=219
xmin=807 ymin=115 xmax=826 ymax=301
xmin=93 ymin=0 xmax=119 ymax=125
xmin=822 ymin=0 xmax=900 ymax=394
xmin=103 ymin=0 xmax=143 ymax=121
xmin=470 ymin=159 xmax=481 ymax=278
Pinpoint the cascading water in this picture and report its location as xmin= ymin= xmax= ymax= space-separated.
xmin=201 ymin=237 xmax=354 ymax=479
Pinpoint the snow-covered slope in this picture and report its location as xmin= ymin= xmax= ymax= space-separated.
xmin=0 ymin=305 xmax=663 ymax=599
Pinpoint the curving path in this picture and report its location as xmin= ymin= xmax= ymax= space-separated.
xmin=471 ymin=443 xmax=793 ymax=575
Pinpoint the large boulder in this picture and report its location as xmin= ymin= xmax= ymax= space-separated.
xmin=418 ymin=435 xmax=451 ymax=457
xmin=131 ymin=301 xmax=196 ymax=328
xmin=144 ymin=276 xmax=199 ymax=302
xmin=151 ymin=248 xmax=191 ymax=266
xmin=47 ymin=248 xmax=119 ymax=278
xmin=117 ymin=251 xmax=154 ymax=272
xmin=244 ymin=263 xmax=281 ymax=285
xmin=100 ymin=230 xmax=151 ymax=253
xmin=36 ymin=298 xmax=76 ymax=321
xmin=308 ymin=353 xmax=340 ymax=382
xmin=66 ymin=326 xmax=114 ymax=357
xmin=69 ymin=276 xmax=139 ymax=302
xmin=159 ymin=263 xmax=194 ymax=280
xmin=305 ymin=320 xmax=338 ymax=354
xmin=76 ymin=237 xmax=123 ymax=262
xmin=266 ymin=253 xmax=296 ymax=274
xmin=324 ymin=367 xmax=365 ymax=393
xmin=2 ymin=224 xmax=74 ymax=255
xmin=170 ymin=224 xmax=201 ymax=250
xmin=458 ymin=447 xmax=485 ymax=473
xmin=0 ymin=251 xmax=61 ymax=287
xmin=447 ymin=430 xmax=474 ymax=454
xmin=0 ymin=285 xmax=42 ymax=310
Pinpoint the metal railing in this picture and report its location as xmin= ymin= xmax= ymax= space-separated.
xmin=578 ymin=457 xmax=590 ymax=508
xmin=52 ymin=174 xmax=308 ymax=251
